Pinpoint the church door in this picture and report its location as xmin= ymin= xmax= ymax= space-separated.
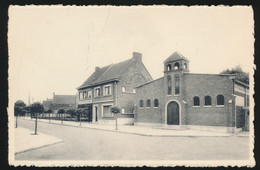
xmin=167 ymin=101 xmax=180 ymax=125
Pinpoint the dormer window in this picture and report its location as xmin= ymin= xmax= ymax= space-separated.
xmin=174 ymin=62 xmax=180 ymax=70
xmin=167 ymin=64 xmax=172 ymax=71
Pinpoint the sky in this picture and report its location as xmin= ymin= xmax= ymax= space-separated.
xmin=8 ymin=6 xmax=254 ymax=105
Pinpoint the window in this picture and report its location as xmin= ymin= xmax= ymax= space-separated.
xmin=205 ymin=96 xmax=212 ymax=106
xmin=121 ymin=108 xmax=125 ymax=113
xmin=83 ymin=91 xmax=87 ymax=99
xmin=174 ymin=62 xmax=180 ymax=70
xmin=167 ymin=76 xmax=172 ymax=95
xmin=175 ymin=74 xmax=180 ymax=95
xmin=217 ymin=95 xmax=224 ymax=105
xmin=193 ymin=96 xmax=200 ymax=106
xmin=184 ymin=63 xmax=187 ymax=69
xmin=122 ymin=86 xmax=126 ymax=92
xmin=154 ymin=99 xmax=159 ymax=107
xmin=79 ymin=92 xmax=83 ymax=100
xmin=103 ymin=105 xmax=113 ymax=117
xmin=139 ymin=100 xmax=144 ymax=107
xmin=167 ymin=64 xmax=172 ymax=71
xmin=146 ymin=99 xmax=151 ymax=107
xmin=87 ymin=90 xmax=92 ymax=98
xmin=94 ymin=87 xmax=101 ymax=97
xmin=133 ymin=88 xmax=136 ymax=93
xmin=104 ymin=85 xmax=112 ymax=96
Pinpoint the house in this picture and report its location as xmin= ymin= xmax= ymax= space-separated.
xmin=77 ymin=52 xmax=153 ymax=125
xmin=43 ymin=93 xmax=77 ymax=113
xmin=134 ymin=51 xmax=249 ymax=133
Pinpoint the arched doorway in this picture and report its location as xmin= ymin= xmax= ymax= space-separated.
xmin=167 ymin=101 xmax=180 ymax=125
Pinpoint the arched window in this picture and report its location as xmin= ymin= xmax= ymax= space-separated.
xmin=175 ymin=74 xmax=180 ymax=95
xmin=184 ymin=63 xmax=187 ymax=69
xmin=174 ymin=62 xmax=180 ymax=70
xmin=167 ymin=76 xmax=172 ymax=95
xmin=154 ymin=99 xmax=159 ymax=107
xmin=146 ymin=99 xmax=151 ymax=107
xmin=139 ymin=100 xmax=143 ymax=107
xmin=122 ymin=86 xmax=126 ymax=92
xmin=217 ymin=95 xmax=224 ymax=105
xmin=205 ymin=96 xmax=212 ymax=106
xmin=167 ymin=64 xmax=172 ymax=71
xmin=193 ymin=96 xmax=200 ymax=106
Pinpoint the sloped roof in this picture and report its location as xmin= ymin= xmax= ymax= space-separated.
xmin=78 ymin=65 xmax=111 ymax=89
xmin=52 ymin=95 xmax=77 ymax=105
xmin=78 ymin=58 xmax=134 ymax=89
xmin=164 ymin=51 xmax=189 ymax=63
xmin=135 ymin=77 xmax=164 ymax=88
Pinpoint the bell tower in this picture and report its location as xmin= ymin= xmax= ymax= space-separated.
xmin=163 ymin=51 xmax=189 ymax=96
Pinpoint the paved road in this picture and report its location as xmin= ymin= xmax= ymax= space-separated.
xmin=15 ymin=119 xmax=249 ymax=160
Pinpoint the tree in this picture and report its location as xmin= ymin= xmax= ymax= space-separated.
xmin=47 ymin=109 xmax=52 ymax=113
xmin=220 ymin=65 xmax=249 ymax=84
xmin=30 ymin=102 xmax=44 ymax=135
xmin=14 ymin=100 xmax=26 ymax=116
xmin=76 ymin=109 xmax=83 ymax=122
xmin=58 ymin=109 xmax=65 ymax=123
xmin=58 ymin=108 xmax=65 ymax=114
xmin=30 ymin=102 xmax=44 ymax=115
xmin=66 ymin=109 xmax=76 ymax=117
xmin=111 ymin=106 xmax=121 ymax=130
xmin=14 ymin=100 xmax=26 ymax=128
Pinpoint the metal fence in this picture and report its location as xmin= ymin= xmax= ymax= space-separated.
xmin=26 ymin=112 xmax=91 ymax=122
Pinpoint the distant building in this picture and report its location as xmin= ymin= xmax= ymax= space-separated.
xmin=77 ymin=52 xmax=153 ymax=125
xmin=43 ymin=93 xmax=77 ymax=113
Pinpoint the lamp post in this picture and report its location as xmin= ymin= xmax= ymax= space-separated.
xmin=35 ymin=113 xmax=38 ymax=135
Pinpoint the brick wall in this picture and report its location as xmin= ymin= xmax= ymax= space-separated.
xmin=183 ymin=74 xmax=235 ymax=127
xmin=135 ymin=78 xmax=164 ymax=123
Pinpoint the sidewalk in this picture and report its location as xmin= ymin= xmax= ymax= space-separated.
xmin=20 ymin=117 xmax=236 ymax=137
xmin=15 ymin=127 xmax=63 ymax=154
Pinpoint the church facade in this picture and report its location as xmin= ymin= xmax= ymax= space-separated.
xmin=134 ymin=52 xmax=249 ymax=133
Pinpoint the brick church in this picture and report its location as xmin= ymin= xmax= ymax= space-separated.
xmin=77 ymin=51 xmax=249 ymax=133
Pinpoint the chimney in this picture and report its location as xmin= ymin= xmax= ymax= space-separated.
xmin=95 ymin=66 xmax=100 ymax=71
xmin=132 ymin=52 xmax=142 ymax=62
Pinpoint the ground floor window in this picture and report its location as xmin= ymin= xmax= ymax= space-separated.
xmin=205 ymin=96 xmax=212 ymax=106
xmin=103 ymin=105 xmax=113 ymax=117
xmin=217 ymin=95 xmax=224 ymax=105
xmin=193 ymin=96 xmax=200 ymax=106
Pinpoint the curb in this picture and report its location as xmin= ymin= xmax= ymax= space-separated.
xmin=20 ymin=118 xmax=234 ymax=138
xmin=15 ymin=139 xmax=64 ymax=155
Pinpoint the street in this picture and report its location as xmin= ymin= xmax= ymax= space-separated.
xmin=15 ymin=119 xmax=250 ymax=160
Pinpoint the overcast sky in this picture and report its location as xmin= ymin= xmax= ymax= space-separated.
xmin=8 ymin=6 xmax=254 ymax=105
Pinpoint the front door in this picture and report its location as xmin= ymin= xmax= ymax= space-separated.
xmin=167 ymin=101 xmax=179 ymax=125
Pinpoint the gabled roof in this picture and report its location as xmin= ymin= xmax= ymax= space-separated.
xmin=164 ymin=51 xmax=189 ymax=63
xmin=78 ymin=65 xmax=111 ymax=89
xmin=78 ymin=58 xmax=134 ymax=89
xmin=52 ymin=95 xmax=77 ymax=105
